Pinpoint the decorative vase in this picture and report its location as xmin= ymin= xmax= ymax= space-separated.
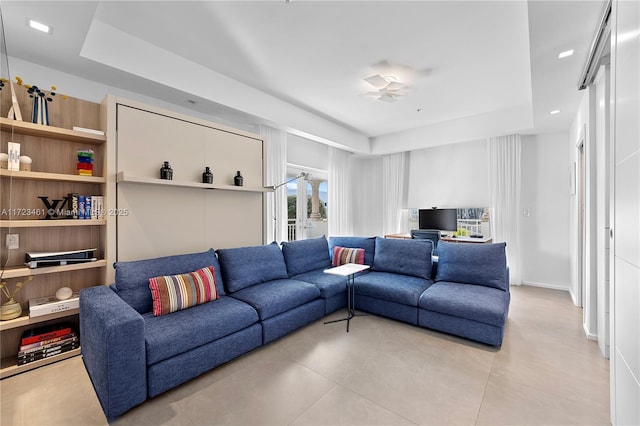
xmin=31 ymin=96 xmax=50 ymax=126
xmin=1 ymin=299 xmax=22 ymax=321
xmin=234 ymin=171 xmax=243 ymax=186
xmin=160 ymin=161 xmax=173 ymax=180
xmin=202 ymin=167 xmax=213 ymax=184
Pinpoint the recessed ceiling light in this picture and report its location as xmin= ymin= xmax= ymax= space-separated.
xmin=550 ymin=110 xmax=560 ymax=115
xmin=27 ymin=18 xmax=53 ymax=34
xmin=558 ymin=49 xmax=574 ymax=59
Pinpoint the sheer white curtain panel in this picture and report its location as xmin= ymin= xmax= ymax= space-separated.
xmin=487 ymin=134 xmax=522 ymax=285
xmin=382 ymin=152 xmax=410 ymax=235
xmin=260 ymin=125 xmax=287 ymax=243
xmin=328 ymin=147 xmax=353 ymax=236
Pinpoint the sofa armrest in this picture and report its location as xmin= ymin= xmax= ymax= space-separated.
xmin=80 ymin=285 xmax=147 ymax=420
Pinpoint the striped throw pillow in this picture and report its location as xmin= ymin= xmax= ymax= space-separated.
xmin=332 ymin=246 xmax=365 ymax=267
xmin=148 ymin=266 xmax=219 ymax=316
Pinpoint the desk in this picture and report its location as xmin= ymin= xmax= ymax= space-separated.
xmin=384 ymin=233 xmax=411 ymax=239
xmin=441 ymin=236 xmax=493 ymax=244
xmin=323 ymin=263 xmax=370 ymax=332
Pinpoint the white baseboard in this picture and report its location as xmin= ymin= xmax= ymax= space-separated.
xmin=521 ymin=281 xmax=571 ymax=292
xmin=583 ymin=322 xmax=598 ymax=341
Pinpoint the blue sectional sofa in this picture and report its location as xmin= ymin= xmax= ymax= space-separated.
xmin=80 ymin=235 xmax=509 ymax=420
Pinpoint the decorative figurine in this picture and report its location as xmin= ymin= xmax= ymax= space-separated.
xmin=202 ymin=167 xmax=213 ymax=184
xmin=160 ymin=161 xmax=173 ymax=180
xmin=234 ymin=171 xmax=243 ymax=186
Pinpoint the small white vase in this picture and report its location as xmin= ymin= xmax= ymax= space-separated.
xmin=1 ymin=300 xmax=22 ymax=321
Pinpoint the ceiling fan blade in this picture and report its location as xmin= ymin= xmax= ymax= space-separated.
xmin=378 ymin=94 xmax=396 ymax=103
xmin=385 ymin=81 xmax=405 ymax=91
xmin=364 ymin=74 xmax=388 ymax=89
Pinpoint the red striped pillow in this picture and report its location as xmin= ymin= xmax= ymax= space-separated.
xmin=148 ymin=266 xmax=219 ymax=316
xmin=332 ymin=246 xmax=365 ymax=267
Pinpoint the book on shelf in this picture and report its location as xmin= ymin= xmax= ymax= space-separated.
xmin=21 ymin=323 xmax=73 ymax=346
xmin=29 ymin=293 xmax=79 ymax=317
xmin=19 ymin=332 xmax=77 ymax=351
xmin=72 ymin=126 xmax=104 ymax=136
xmin=19 ymin=334 xmax=78 ymax=355
xmin=18 ymin=342 xmax=79 ymax=365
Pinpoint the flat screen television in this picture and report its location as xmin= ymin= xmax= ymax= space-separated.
xmin=418 ymin=208 xmax=458 ymax=231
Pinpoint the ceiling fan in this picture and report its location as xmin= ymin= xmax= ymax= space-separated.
xmin=364 ymin=74 xmax=408 ymax=103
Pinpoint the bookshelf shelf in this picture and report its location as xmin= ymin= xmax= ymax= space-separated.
xmin=0 ymin=219 xmax=106 ymax=228
xmin=0 ymin=347 xmax=81 ymax=379
xmin=0 ymin=169 xmax=105 ymax=183
xmin=0 ymin=117 xmax=105 ymax=144
xmin=0 ymin=259 xmax=107 ymax=280
xmin=116 ymin=171 xmax=273 ymax=193
xmin=0 ymin=309 xmax=80 ymax=332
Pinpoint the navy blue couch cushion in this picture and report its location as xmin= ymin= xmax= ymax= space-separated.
xmin=229 ymin=279 xmax=320 ymax=320
xmin=292 ymin=269 xmax=348 ymax=298
xmin=113 ymin=249 xmax=224 ymax=314
xmin=356 ymin=271 xmax=433 ymax=306
xmin=143 ymin=296 xmax=259 ymax=365
xmin=435 ymin=242 xmax=508 ymax=290
xmin=372 ymin=237 xmax=433 ymax=279
xmin=281 ymin=236 xmax=331 ymax=276
xmin=419 ymin=281 xmax=510 ymax=327
xmin=217 ymin=242 xmax=289 ymax=293
xmin=328 ymin=236 xmax=376 ymax=266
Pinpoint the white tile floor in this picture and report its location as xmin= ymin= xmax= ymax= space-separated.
xmin=0 ymin=286 xmax=610 ymax=425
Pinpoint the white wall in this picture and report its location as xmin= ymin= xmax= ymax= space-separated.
xmin=520 ymin=133 xmax=571 ymax=290
xmin=287 ymin=134 xmax=329 ymax=173
xmin=407 ymin=139 xmax=489 ymax=209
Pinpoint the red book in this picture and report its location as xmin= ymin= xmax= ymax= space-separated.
xmin=19 ymin=332 xmax=77 ymax=351
xmin=21 ymin=324 xmax=73 ymax=346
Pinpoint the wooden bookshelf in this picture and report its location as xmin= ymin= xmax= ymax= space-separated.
xmin=1 ymin=93 xmax=107 ymax=377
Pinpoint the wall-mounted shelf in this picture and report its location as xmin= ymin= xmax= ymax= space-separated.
xmin=0 ymin=169 xmax=105 ymax=184
xmin=0 ymin=309 xmax=80 ymax=332
xmin=0 ymin=259 xmax=107 ymax=280
xmin=0 ymin=219 xmax=106 ymax=228
xmin=0 ymin=117 xmax=105 ymax=144
xmin=116 ymin=171 xmax=274 ymax=193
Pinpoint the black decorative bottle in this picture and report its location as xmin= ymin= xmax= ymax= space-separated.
xmin=234 ymin=171 xmax=243 ymax=186
xmin=202 ymin=166 xmax=213 ymax=184
xmin=160 ymin=161 xmax=173 ymax=180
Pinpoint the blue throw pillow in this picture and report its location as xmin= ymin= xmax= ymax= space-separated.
xmin=281 ymin=236 xmax=331 ymax=276
xmin=113 ymin=249 xmax=224 ymax=314
xmin=435 ymin=242 xmax=508 ymax=290
xmin=371 ymin=237 xmax=433 ymax=279
xmin=328 ymin=236 xmax=376 ymax=266
xmin=216 ymin=242 xmax=289 ymax=293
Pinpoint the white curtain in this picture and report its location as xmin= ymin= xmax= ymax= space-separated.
xmin=382 ymin=152 xmax=411 ymax=235
xmin=487 ymin=134 xmax=522 ymax=285
xmin=260 ymin=125 xmax=287 ymax=243
xmin=328 ymin=147 xmax=353 ymax=236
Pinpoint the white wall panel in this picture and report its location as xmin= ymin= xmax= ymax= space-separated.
xmin=408 ymin=140 xmax=489 ymax=209
xmin=115 ymin=100 xmax=265 ymax=261
xmin=520 ymin=133 xmax=571 ymax=290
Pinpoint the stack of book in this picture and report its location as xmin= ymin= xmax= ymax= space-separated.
xmin=18 ymin=323 xmax=79 ymax=366
xmin=77 ymin=149 xmax=94 ymax=176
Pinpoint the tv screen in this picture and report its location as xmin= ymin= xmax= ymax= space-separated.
xmin=418 ymin=208 xmax=458 ymax=231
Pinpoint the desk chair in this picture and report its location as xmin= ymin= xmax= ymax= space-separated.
xmin=410 ymin=229 xmax=441 ymax=256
